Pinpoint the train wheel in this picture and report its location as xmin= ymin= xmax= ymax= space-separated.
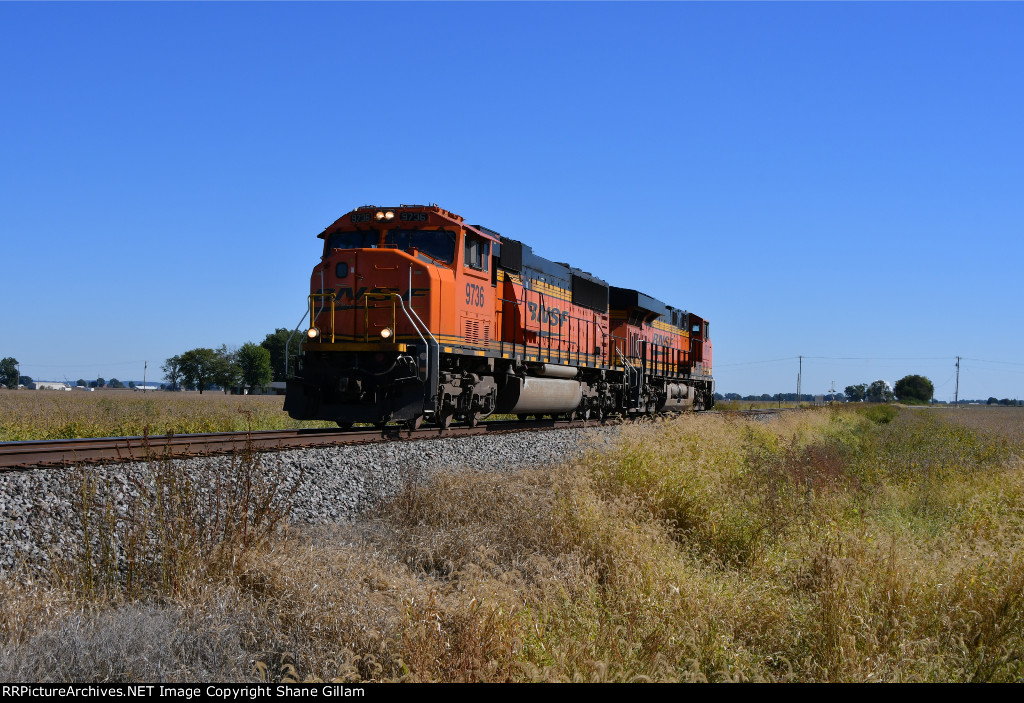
xmin=375 ymin=422 xmax=388 ymax=432
xmin=406 ymin=415 xmax=423 ymax=431
xmin=439 ymin=413 xmax=453 ymax=429
xmin=336 ymin=421 xmax=354 ymax=430
xmin=517 ymin=414 xmax=531 ymax=421
xmin=468 ymin=412 xmax=481 ymax=428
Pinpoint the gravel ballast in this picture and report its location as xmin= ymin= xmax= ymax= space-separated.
xmin=0 ymin=426 xmax=619 ymax=573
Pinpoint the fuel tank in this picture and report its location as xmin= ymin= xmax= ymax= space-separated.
xmin=496 ymin=376 xmax=583 ymax=415
xmin=526 ymin=363 xmax=579 ymax=379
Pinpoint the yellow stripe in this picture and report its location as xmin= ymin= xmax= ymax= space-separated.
xmin=528 ymin=280 xmax=572 ymax=302
xmin=303 ymin=342 xmax=408 ymax=352
xmin=651 ymin=319 xmax=686 ymax=334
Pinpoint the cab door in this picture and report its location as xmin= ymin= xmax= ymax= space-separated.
xmin=458 ymin=231 xmax=494 ymax=351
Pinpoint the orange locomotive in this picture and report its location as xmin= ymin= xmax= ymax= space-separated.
xmin=284 ymin=204 xmax=714 ymax=429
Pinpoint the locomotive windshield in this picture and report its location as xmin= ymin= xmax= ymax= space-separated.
xmin=326 ymin=230 xmax=378 ymax=251
xmin=384 ymin=229 xmax=457 ymax=266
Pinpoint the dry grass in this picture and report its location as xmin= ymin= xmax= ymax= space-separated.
xmin=0 ymin=389 xmax=334 ymax=441
xmin=933 ymin=405 xmax=1024 ymax=445
xmin=2 ymin=406 xmax=1023 ymax=682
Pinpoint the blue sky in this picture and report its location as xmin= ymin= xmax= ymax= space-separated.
xmin=1 ymin=2 xmax=1022 ymax=399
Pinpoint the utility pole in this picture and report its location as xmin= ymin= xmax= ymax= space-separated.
xmin=143 ymin=361 xmax=147 ymax=393
xmin=796 ymin=355 xmax=802 ymax=404
xmin=954 ymin=356 xmax=960 ymax=408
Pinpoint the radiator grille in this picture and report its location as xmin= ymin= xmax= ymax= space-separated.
xmin=464 ymin=319 xmax=490 ymax=346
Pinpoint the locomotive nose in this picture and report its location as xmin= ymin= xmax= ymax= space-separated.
xmin=327 ymin=250 xmax=355 ymax=283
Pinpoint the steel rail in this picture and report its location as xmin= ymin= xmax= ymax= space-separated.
xmin=0 ymin=409 xmax=790 ymax=471
xmin=0 ymin=419 xmax=592 ymax=471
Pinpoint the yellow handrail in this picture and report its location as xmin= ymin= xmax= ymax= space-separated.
xmin=309 ymin=292 xmax=336 ymax=343
xmin=362 ymin=293 xmax=397 ymax=342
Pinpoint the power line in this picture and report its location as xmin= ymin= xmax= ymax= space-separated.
xmin=21 ymin=360 xmax=149 ymax=368
xmin=803 ymin=355 xmax=951 ymax=361
xmin=714 ymin=356 xmax=797 ymax=368
xmin=962 ymin=357 xmax=1024 ymax=367
xmin=717 ymin=354 xmax=951 ymax=367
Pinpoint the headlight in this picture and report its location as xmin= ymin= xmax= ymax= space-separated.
xmin=375 ymin=211 xmax=385 ymax=220
xmin=380 ymin=327 xmax=393 ymax=339
xmin=307 ymin=328 xmax=320 ymax=339
xmin=384 ymin=210 xmax=395 ymax=220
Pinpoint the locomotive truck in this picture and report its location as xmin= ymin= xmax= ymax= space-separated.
xmin=284 ymin=204 xmax=713 ymax=429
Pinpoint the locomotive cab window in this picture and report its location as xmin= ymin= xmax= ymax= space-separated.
xmin=463 ymin=233 xmax=489 ymax=272
xmin=384 ymin=229 xmax=456 ymax=266
xmin=326 ymin=230 xmax=378 ymax=252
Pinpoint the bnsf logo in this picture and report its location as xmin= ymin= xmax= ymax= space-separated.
xmin=652 ymin=333 xmax=675 ymax=347
xmin=527 ymin=302 xmax=569 ymax=326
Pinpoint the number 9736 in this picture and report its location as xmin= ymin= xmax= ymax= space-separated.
xmin=465 ymin=283 xmax=485 ymax=307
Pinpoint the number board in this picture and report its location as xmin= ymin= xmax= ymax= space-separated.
xmin=400 ymin=212 xmax=429 ymax=222
xmin=350 ymin=213 xmax=373 ymax=223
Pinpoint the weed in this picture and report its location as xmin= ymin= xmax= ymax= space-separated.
xmin=3 ymin=405 xmax=1024 ymax=681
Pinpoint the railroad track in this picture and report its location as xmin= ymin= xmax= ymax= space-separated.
xmin=0 ymin=418 xmax=590 ymax=470
xmin=0 ymin=408 xmax=794 ymax=471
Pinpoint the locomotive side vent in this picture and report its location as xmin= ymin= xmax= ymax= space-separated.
xmin=463 ymin=319 xmax=491 ymax=347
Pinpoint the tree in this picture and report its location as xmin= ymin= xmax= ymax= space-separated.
xmin=19 ymin=375 xmax=32 ymax=387
xmin=178 ymin=348 xmax=219 ymax=393
xmin=236 ymin=342 xmax=273 ymax=393
xmin=261 ymin=328 xmax=298 ymax=382
xmin=76 ymin=378 xmax=87 ymax=388
xmin=162 ymin=355 xmax=183 ymax=391
xmin=212 ymin=345 xmax=240 ymax=393
xmin=867 ymin=379 xmax=895 ymax=403
xmin=0 ymin=357 xmax=19 ymax=388
xmin=844 ymin=383 xmax=868 ymax=402
xmin=91 ymin=377 xmax=106 ymax=389
xmin=109 ymin=378 xmax=125 ymax=389
xmin=129 ymin=381 xmax=135 ymax=389
xmin=893 ymin=375 xmax=934 ymax=404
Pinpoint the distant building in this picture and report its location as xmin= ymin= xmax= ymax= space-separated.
xmin=132 ymin=385 xmax=161 ymax=392
xmin=74 ymin=386 xmax=94 ymax=392
xmin=32 ymin=381 xmax=72 ymax=391
xmin=233 ymin=381 xmax=287 ymax=396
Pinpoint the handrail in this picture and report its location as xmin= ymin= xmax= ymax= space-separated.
xmin=361 ymin=293 xmax=397 ymax=343
xmin=616 ymin=345 xmax=642 ymax=411
xmin=391 ymin=293 xmax=430 ymax=365
xmin=392 ymin=293 xmax=439 ymax=412
xmin=309 ymin=292 xmax=337 ymax=343
xmin=284 ymin=308 xmax=310 ymax=382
